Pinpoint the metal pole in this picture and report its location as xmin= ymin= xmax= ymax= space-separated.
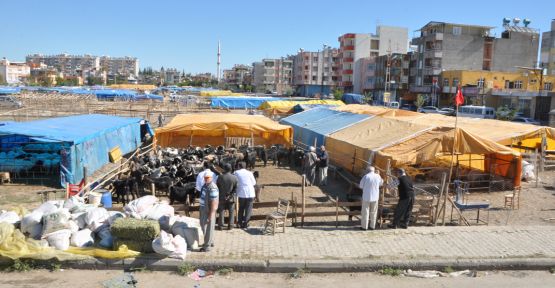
xmin=301 ymin=174 xmax=306 ymax=227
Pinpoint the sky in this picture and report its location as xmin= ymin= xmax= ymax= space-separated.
xmin=1 ymin=0 xmax=554 ymax=74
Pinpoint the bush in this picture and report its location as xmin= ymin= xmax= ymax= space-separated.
xmin=380 ymin=267 xmax=402 ymax=276
xmin=177 ymin=263 xmax=195 ymax=276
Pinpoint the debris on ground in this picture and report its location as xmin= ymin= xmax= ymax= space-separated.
xmin=188 ymin=269 xmax=214 ymax=281
xmin=102 ymin=273 xmax=137 ymax=288
xmin=403 ymin=269 xmax=473 ymax=278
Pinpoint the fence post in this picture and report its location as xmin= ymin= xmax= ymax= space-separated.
xmin=433 ymin=172 xmax=447 ymax=225
xmin=301 ymin=174 xmax=306 ymax=227
xmin=335 ymin=196 xmax=339 ymax=228
xmin=535 ymin=147 xmax=539 ymax=188
xmin=379 ymin=159 xmax=390 ymax=228
xmin=151 ymin=183 xmax=156 ymax=196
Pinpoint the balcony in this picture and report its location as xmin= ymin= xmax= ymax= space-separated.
xmin=423 ymin=67 xmax=442 ymax=76
xmin=343 ymin=69 xmax=353 ymax=74
xmin=343 ymin=45 xmax=355 ymax=51
xmin=342 ymin=81 xmax=353 ymax=86
xmin=424 ymin=50 xmax=443 ymax=59
xmin=425 ymin=32 xmax=443 ymax=41
xmin=343 ymin=57 xmax=354 ymax=63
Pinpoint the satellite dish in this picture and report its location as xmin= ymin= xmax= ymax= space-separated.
xmin=513 ymin=17 xmax=521 ymax=26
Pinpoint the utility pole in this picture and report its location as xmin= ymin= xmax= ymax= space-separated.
xmin=384 ymin=40 xmax=392 ymax=105
xmin=321 ymin=44 xmax=328 ymax=98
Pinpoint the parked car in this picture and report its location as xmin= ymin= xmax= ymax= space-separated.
xmin=401 ymin=104 xmax=417 ymax=111
xmin=439 ymin=107 xmax=456 ymax=116
xmin=511 ymin=116 xmax=540 ymax=125
xmin=386 ymin=101 xmax=399 ymax=109
xmin=417 ymin=106 xmax=440 ymax=113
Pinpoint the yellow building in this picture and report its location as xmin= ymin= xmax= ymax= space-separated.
xmin=440 ymin=70 xmax=555 ymax=120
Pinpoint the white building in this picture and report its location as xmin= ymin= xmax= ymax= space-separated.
xmin=26 ymin=54 xmax=139 ymax=79
xmin=293 ymin=47 xmax=340 ymax=96
xmin=0 ymin=58 xmax=31 ymax=84
xmin=338 ymin=26 xmax=408 ymax=93
xmin=252 ymin=58 xmax=293 ymax=94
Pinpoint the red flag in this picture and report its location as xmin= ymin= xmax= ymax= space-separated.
xmin=455 ymin=85 xmax=464 ymax=106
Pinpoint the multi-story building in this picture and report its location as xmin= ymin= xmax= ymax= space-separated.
xmin=441 ymin=70 xmax=555 ymax=120
xmin=541 ymin=19 xmax=555 ymax=75
xmin=252 ymin=58 xmax=293 ymax=94
xmin=292 ymin=47 xmax=339 ymax=97
xmin=161 ymin=68 xmax=182 ymax=85
xmin=26 ymin=54 xmax=139 ymax=80
xmin=0 ymin=58 xmax=30 ymax=84
xmin=338 ymin=26 xmax=408 ymax=93
xmin=410 ymin=20 xmax=540 ymax=105
xmin=223 ymin=64 xmax=252 ymax=87
xmin=372 ymin=53 xmax=411 ymax=103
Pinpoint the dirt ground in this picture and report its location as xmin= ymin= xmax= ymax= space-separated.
xmin=0 ymin=269 xmax=554 ymax=288
xmin=2 ymin=162 xmax=555 ymax=227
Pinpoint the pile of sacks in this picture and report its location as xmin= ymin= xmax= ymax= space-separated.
xmin=0 ymin=195 xmax=203 ymax=260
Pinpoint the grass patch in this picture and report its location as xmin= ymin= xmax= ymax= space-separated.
xmin=549 ymin=267 xmax=555 ymax=274
xmin=289 ymin=268 xmax=310 ymax=279
xmin=443 ymin=266 xmax=455 ymax=273
xmin=177 ymin=263 xmax=196 ymax=276
xmin=380 ymin=267 xmax=402 ymax=276
xmin=128 ymin=266 xmax=150 ymax=273
xmin=0 ymin=259 xmax=64 ymax=273
xmin=216 ymin=267 xmax=233 ymax=276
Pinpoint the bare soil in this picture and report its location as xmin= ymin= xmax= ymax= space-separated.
xmin=0 ymin=269 xmax=554 ymax=288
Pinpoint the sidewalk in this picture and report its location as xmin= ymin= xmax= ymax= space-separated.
xmin=189 ymin=225 xmax=555 ymax=261
xmin=70 ymin=225 xmax=555 ymax=272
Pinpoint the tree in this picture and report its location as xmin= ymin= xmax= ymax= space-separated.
xmin=496 ymin=105 xmax=516 ymax=121
xmin=332 ymin=88 xmax=343 ymax=100
xmin=415 ymin=94 xmax=427 ymax=109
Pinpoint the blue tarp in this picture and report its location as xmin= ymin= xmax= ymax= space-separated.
xmin=0 ymin=114 xmax=149 ymax=186
xmin=211 ymin=97 xmax=285 ymax=109
xmin=0 ymin=87 xmax=21 ymax=95
xmin=134 ymin=94 xmax=164 ymax=101
xmin=280 ymin=107 xmax=370 ymax=148
xmin=342 ymin=93 xmax=364 ymax=104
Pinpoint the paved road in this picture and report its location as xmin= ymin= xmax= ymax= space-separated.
xmin=187 ymin=225 xmax=555 ymax=260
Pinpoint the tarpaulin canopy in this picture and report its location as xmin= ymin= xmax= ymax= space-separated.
xmin=0 ymin=114 xmax=147 ymax=186
xmin=259 ymin=100 xmax=345 ymax=115
xmin=341 ymin=93 xmax=364 ymax=104
xmin=325 ymin=117 xmax=433 ymax=176
xmin=199 ymin=90 xmax=244 ymax=96
xmin=0 ymin=87 xmax=21 ymax=95
xmin=155 ymin=113 xmax=292 ymax=147
xmin=211 ymin=97 xmax=284 ymax=109
xmin=336 ymin=104 xmax=554 ymax=150
xmin=279 ymin=107 xmax=369 ymax=148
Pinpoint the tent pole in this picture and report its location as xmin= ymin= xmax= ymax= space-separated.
xmin=443 ymin=105 xmax=460 ymax=225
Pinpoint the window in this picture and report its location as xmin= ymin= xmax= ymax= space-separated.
xmin=313 ymin=57 xmax=318 ymax=62
xmin=371 ymin=40 xmax=379 ymax=50
xmin=312 ymin=76 xmax=317 ymax=81
xmin=453 ymin=26 xmax=462 ymax=35
xmin=515 ymin=80 xmax=522 ymax=89
xmin=452 ymin=78 xmax=459 ymax=87
xmin=544 ymin=82 xmax=553 ymax=90
xmin=477 ymin=78 xmax=485 ymax=88
xmin=443 ymin=78 xmax=449 ymax=87
xmin=418 ymin=60 xmax=423 ymax=69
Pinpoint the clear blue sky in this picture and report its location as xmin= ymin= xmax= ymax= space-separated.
xmin=1 ymin=0 xmax=553 ymax=73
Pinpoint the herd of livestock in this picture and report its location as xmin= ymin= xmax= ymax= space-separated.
xmin=109 ymin=144 xmax=306 ymax=206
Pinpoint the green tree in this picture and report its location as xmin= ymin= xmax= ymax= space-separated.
xmin=415 ymin=94 xmax=427 ymax=109
xmin=496 ymin=105 xmax=516 ymax=120
xmin=332 ymin=88 xmax=343 ymax=100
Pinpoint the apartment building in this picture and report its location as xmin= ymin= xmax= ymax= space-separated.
xmin=26 ymin=54 xmax=139 ymax=79
xmin=338 ymin=26 xmax=408 ymax=93
xmin=292 ymin=47 xmax=339 ymax=97
xmin=410 ymin=20 xmax=540 ymax=104
xmin=372 ymin=53 xmax=411 ymax=103
xmin=0 ymin=58 xmax=30 ymax=84
xmin=161 ymin=68 xmax=182 ymax=85
xmin=252 ymin=58 xmax=293 ymax=94
xmin=441 ymin=69 xmax=555 ymax=120
xmin=541 ymin=19 xmax=555 ymax=75
xmin=223 ymin=64 xmax=252 ymax=87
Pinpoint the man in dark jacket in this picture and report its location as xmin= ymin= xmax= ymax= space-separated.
xmin=216 ymin=164 xmax=238 ymax=230
xmin=318 ymin=145 xmax=329 ymax=186
xmin=389 ymin=168 xmax=415 ymax=229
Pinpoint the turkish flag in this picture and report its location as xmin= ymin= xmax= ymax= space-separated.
xmin=455 ymin=85 xmax=464 ymax=106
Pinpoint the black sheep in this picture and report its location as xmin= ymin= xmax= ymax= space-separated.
xmin=169 ymin=182 xmax=197 ymax=205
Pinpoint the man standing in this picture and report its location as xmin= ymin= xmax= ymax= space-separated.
xmin=234 ymin=162 xmax=256 ymax=229
xmin=157 ymin=113 xmax=165 ymax=127
xmin=303 ymin=146 xmax=318 ymax=186
xmin=195 ymin=162 xmax=217 ymax=202
xmin=216 ymin=164 xmax=238 ymax=230
xmin=318 ymin=145 xmax=329 ymax=186
xmin=199 ymin=174 xmax=219 ymax=252
xmin=359 ymin=166 xmax=383 ymax=230
xmin=389 ymin=168 xmax=415 ymax=229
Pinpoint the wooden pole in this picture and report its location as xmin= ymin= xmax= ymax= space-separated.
xmin=151 ymin=183 xmax=156 ymax=196
xmin=301 ymin=174 xmax=306 ymax=227
xmin=433 ymin=172 xmax=447 ymax=225
xmin=336 ymin=196 xmax=339 ymax=228
xmin=379 ymin=159 xmax=390 ymax=228
xmin=443 ymin=104 xmax=460 ymax=225
xmin=535 ymin=147 xmax=539 ymax=188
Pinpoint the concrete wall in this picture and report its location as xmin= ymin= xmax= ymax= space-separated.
xmin=493 ymin=32 xmax=539 ymax=72
xmin=441 ymin=33 xmax=485 ymax=70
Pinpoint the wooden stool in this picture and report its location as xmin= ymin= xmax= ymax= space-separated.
xmin=0 ymin=172 xmax=10 ymax=184
xmin=504 ymin=186 xmax=521 ymax=210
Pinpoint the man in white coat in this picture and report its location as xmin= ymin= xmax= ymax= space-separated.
xmin=359 ymin=166 xmax=383 ymax=230
xmin=234 ymin=161 xmax=256 ymax=229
